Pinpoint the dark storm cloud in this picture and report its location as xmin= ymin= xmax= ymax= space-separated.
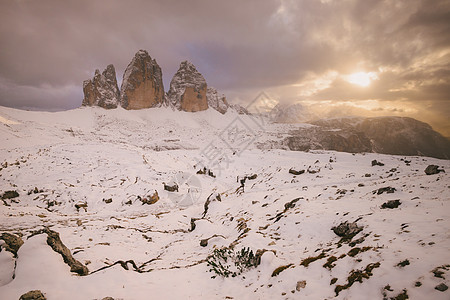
xmin=0 ymin=0 xmax=449 ymax=134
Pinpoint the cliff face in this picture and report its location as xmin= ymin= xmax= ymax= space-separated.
xmin=120 ymin=50 xmax=165 ymax=110
xmin=82 ymin=64 xmax=120 ymax=109
xmin=166 ymin=61 xmax=208 ymax=112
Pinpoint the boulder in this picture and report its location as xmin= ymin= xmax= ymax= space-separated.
xmin=424 ymin=165 xmax=444 ymax=175
xmin=120 ymin=50 xmax=165 ymax=109
xmin=166 ymin=61 xmax=208 ymax=112
xmin=332 ymin=221 xmax=363 ymax=238
xmin=82 ymin=64 xmax=120 ymax=109
xmin=19 ymin=290 xmax=46 ymax=300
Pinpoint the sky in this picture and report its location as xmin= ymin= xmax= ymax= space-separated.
xmin=0 ymin=0 xmax=449 ymax=136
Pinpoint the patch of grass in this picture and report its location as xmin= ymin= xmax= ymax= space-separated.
xmin=300 ymin=252 xmax=326 ymax=267
xmin=271 ymin=264 xmax=293 ymax=277
xmin=348 ymin=246 xmax=372 ymax=257
xmin=334 ymin=262 xmax=381 ymax=296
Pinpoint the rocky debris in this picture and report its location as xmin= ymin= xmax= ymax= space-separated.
xmin=236 ymin=174 xmax=258 ymax=193
xmin=381 ymin=200 xmax=401 ymax=209
xmin=207 ymin=87 xmax=228 ymax=114
xmin=1 ymin=190 xmax=19 ymax=199
xmin=82 ymin=64 xmax=120 ymax=109
xmin=166 ymin=61 xmax=208 ymax=112
xmin=120 ymin=50 xmax=165 ymax=109
xmin=45 ymin=228 xmax=89 ymax=275
xmin=296 ymin=280 xmax=307 ymax=291
xmin=103 ymin=198 xmax=112 ymax=204
xmin=229 ymin=103 xmax=249 ymax=115
xmin=197 ymin=167 xmax=216 ymax=178
xmin=307 ymin=165 xmax=320 ymax=174
xmin=139 ymin=190 xmax=159 ymax=205
xmin=424 ymin=165 xmax=444 ymax=175
xmin=289 ymin=168 xmax=305 ymax=175
xmin=332 ymin=221 xmax=363 ymax=239
xmin=189 ymin=217 xmax=200 ymax=232
xmin=396 ymin=259 xmax=410 ymax=267
xmin=0 ymin=232 xmax=24 ymax=257
xmin=435 ymin=283 xmax=448 ymax=292
xmin=371 ymin=160 xmax=385 ymax=166
xmin=163 ymin=183 xmax=179 ymax=192
xmin=102 ymin=298 xmax=115 ymax=300
xmin=374 ymin=187 xmax=396 ymax=195
xmin=19 ymin=290 xmax=46 ymax=300
xmin=75 ymin=201 xmax=88 ymax=212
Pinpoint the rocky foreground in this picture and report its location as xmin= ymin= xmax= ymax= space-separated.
xmin=0 ymin=106 xmax=449 ymax=299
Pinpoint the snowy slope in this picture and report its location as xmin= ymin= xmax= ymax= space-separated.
xmin=0 ymin=106 xmax=449 ymax=300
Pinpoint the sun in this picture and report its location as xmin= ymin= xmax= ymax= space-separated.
xmin=345 ymin=72 xmax=377 ymax=87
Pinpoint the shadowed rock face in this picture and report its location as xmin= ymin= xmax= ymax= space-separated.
xmin=207 ymin=87 xmax=228 ymax=114
xmin=285 ymin=116 xmax=450 ymax=159
xmin=82 ymin=64 xmax=120 ymax=109
xmin=120 ymin=50 xmax=165 ymax=110
xmin=166 ymin=61 xmax=208 ymax=112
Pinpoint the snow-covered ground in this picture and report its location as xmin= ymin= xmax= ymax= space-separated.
xmin=0 ymin=106 xmax=449 ymax=299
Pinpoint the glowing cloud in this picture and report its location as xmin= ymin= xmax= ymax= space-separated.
xmin=345 ymin=72 xmax=378 ymax=87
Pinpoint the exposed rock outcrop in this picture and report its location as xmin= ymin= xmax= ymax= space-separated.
xmin=207 ymin=87 xmax=228 ymax=114
xmin=82 ymin=64 xmax=120 ymax=109
xmin=0 ymin=232 xmax=24 ymax=257
xmin=166 ymin=61 xmax=208 ymax=112
xmin=120 ymin=50 xmax=165 ymax=110
xmin=19 ymin=290 xmax=46 ymax=300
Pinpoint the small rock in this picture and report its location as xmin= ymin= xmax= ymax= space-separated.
xmin=296 ymin=280 xmax=307 ymax=291
xmin=381 ymin=200 xmax=401 ymax=209
xmin=435 ymin=283 xmax=448 ymax=292
xmin=19 ymin=290 xmax=46 ymax=300
xmin=163 ymin=183 xmax=179 ymax=192
xmin=289 ymin=168 xmax=305 ymax=175
xmin=103 ymin=198 xmax=112 ymax=204
xmin=374 ymin=187 xmax=396 ymax=195
xmin=371 ymin=160 xmax=384 ymax=166
xmin=425 ymin=165 xmax=444 ymax=175
xmin=1 ymin=190 xmax=19 ymax=199
xmin=75 ymin=201 xmax=88 ymax=212
xmin=76 ymin=220 xmax=82 ymax=226
xmin=200 ymin=239 xmax=208 ymax=247
xmin=140 ymin=190 xmax=159 ymax=205
xmin=102 ymin=297 xmax=115 ymax=300
xmin=332 ymin=221 xmax=363 ymax=238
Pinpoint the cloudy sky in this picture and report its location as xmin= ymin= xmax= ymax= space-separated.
xmin=1 ymin=0 xmax=449 ymax=135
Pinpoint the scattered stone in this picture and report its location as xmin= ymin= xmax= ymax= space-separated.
xmin=323 ymin=256 xmax=338 ymax=269
xmin=27 ymin=187 xmax=44 ymax=195
xmin=296 ymin=280 xmax=307 ymax=291
xmin=19 ymin=290 xmax=46 ymax=300
xmin=332 ymin=221 xmax=363 ymax=239
xmin=371 ymin=160 xmax=384 ymax=166
xmin=75 ymin=201 xmax=88 ymax=212
xmin=76 ymin=220 xmax=82 ymax=226
xmin=103 ymin=198 xmax=113 ymax=204
xmin=101 ymin=298 xmax=115 ymax=300
xmin=432 ymin=265 xmax=450 ymax=279
xmin=163 ymin=183 xmax=179 ymax=192
xmin=391 ymin=289 xmax=409 ymax=300
xmin=200 ymin=239 xmax=208 ymax=247
xmin=347 ymin=246 xmax=372 ymax=257
xmin=396 ymin=259 xmax=410 ymax=267
xmin=45 ymin=228 xmax=89 ymax=275
xmin=364 ymin=173 xmax=372 ymax=177
xmin=374 ymin=187 xmax=397 ymax=195
xmin=425 ymin=165 xmax=444 ymax=175
xmin=196 ymin=167 xmax=216 ymax=178
xmin=1 ymin=190 xmax=19 ymax=199
xmin=435 ymin=283 xmax=448 ymax=292
xmin=414 ymin=281 xmax=422 ymax=287
xmin=0 ymin=232 xmax=24 ymax=257
xmin=289 ymin=168 xmax=305 ymax=175
xmin=330 ymin=278 xmax=338 ymax=285
xmin=381 ymin=200 xmax=402 ymax=209
xmin=139 ymin=190 xmax=159 ymax=205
